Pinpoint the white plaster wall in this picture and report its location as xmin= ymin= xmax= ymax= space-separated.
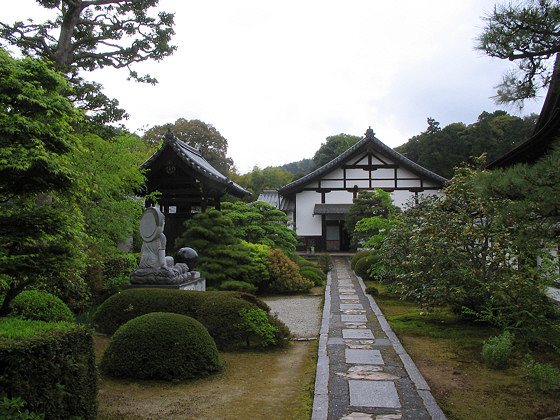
xmin=370 ymin=168 xmax=394 ymax=179
xmin=325 ymin=190 xmax=353 ymax=204
xmin=295 ymin=191 xmax=322 ymax=236
xmin=392 ymin=190 xmax=416 ymax=209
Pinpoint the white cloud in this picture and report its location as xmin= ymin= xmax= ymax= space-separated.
xmin=3 ymin=0 xmax=546 ymax=173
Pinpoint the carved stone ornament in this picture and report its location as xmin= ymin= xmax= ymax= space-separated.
xmin=130 ymin=207 xmax=192 ymax=285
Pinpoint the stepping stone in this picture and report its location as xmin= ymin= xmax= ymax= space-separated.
xmin=342 ymin=309 xmax=366 ymax=314
xmin=344 ymin=323 xmax=367 ymax=329
xmin=337 ymin=365 xmax=400 ymax=381
xmin=340 ymin=294 xmax=359 ymax=300
xmin=341 ymin=299 xmax=360 ymax=303
xmin=345 ymin=349 xmax=384 ymax=364
xmin=342 ymin=329 xmax=374 ymax=339
xmin=341 ymin=314 xmax=367 ymax=323
xmin=349 ymin=380 xmax=401 ymax=408
xmin=340 ymin=303 xmax=363 ymax=310
xmin=340 ymin=412 xmax=373 ymax=419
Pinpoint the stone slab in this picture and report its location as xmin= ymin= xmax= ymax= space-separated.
xmin=339 ymin=294 xmax=359 ymax=300
xmin=340 ymin=303 xmax=364 ymax=310
xmin=348 ymin=380 xmax=401 ymax=408
xmin=345 ymin=348 xmax=384 ymax=365
xmin=341 ymin=314 xmax=367 ymax=323
xmin=343 ymin=329 xmax=375 ymax=339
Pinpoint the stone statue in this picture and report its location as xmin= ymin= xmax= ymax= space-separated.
xmin=130 ymin=207 xmax=193 ymax=285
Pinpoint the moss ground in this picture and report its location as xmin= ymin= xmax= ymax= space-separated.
xmin=95 ymin=335 xmax=317 ymax=420
xmin=366 ymin=281 xmax=560 ymax=420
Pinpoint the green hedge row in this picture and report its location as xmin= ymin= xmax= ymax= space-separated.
xmin=0 ymin=319 xmax=97 ymax=419
xmin=93 ymin=289 xmax=289 ymax=350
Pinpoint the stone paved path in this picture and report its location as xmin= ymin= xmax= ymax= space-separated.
xmin=312 ymin=257 xmax=446 ymax=420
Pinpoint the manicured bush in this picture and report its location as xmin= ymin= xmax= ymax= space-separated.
xmin=351 ymin=250 xmax=373 ymax=271
xmin=482 ymin=331 xmax=514 ymax=369
xmin=93 ymin=288 xmax=288 ymax=349
xmin=353 ymin=254 xmax=379 ymax=280
xmin=300 ymin=269 xmax=325 ymax=286
xmin=235 ymin=308 xmax=279 ymax=347
xmin=365 ymin=286 xmax=379 ymax=296
xmin=100 ymin=312 xmax=221 ymax=381
xmin=266 ymin=249 xmax=314 ymax=293
xmin=220 ymin=280 xmax=258 ymax=294
xmin=0 ymin=318 xmax=97 ymax=419
xmin=9 ymin=290 xmax=74 ymax=322
xmin=317 ymin=253 xmax=333 ymax=273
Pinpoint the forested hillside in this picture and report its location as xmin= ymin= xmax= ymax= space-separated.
xmin=395 ymin=111 xmax=537 ymax=179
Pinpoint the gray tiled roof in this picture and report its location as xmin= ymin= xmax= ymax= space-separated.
xmin=257 ymin=190 xmax=295 ymax=212
xmin=278 ymin=128 xmax=447 ymax=194
xmin=141 ymin=132 xmax=250 ymax=197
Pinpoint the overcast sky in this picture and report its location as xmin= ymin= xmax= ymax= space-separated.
xmin=4 ymin=0 xmax=547 ymax=173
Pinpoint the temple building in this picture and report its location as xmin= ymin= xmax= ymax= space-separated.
xmin=259 ymin=127 xmax=447 ymax=252
xmin=140 ymin=130 xmax=250 ymax=251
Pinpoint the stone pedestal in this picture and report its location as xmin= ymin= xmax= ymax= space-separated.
xmin=125 ymin=273 xmax=206 ymax=291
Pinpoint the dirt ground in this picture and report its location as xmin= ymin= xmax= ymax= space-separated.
xmin=95 ymin=335 xmax=317 ymax=420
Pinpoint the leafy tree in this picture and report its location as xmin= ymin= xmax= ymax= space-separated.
xmin=175 ymin=210 xmax=255 ymax=288
xmin=0 ymin=50 xmax=86 ymax=316
xmin=0 ymin=0 xmax=176 ymax=123
xmin=142 ymin=119 xmax=234 ymax=175
xmin=353 ymin=216 xmax=400 ymax=250
xmin=312 ymin=133 xmax=360 ymax=169
xmin=232 ymin=166 xmax=294 ymax=201
xmin=477 ymin=0 xmax=560 ymax=104
xmin=380 ymin=162 xmax=558 ymax=343
xmin=344 ymin=189 xmax=400 ymax=249
xmin=395 ymin=112 xmax=536 ymax=178
xmin=221 ymin=201 xmax=298 ymax=254
xmin=68 ymin=132 xmax=147 ymax=257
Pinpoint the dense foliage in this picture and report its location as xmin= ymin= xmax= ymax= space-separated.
xmin=0 ymin=49 xmax=86 ymax=316
xmin=232 ymin=166 xmax=295 ymax=201
xmin=477 ymin=0 xmax=560 ymax=104
xmin=0 ymin=320 xmax=97 ymax=419
xmin=221 ymin=201 xmax=298 ymax=254
xmin=378 ymin=162 xmax=559 ymax=345
xmin=395 ymin=111 xmax=537 ymax=178
xmin=93 ymin=288 xmax=290 ymax=349
xmin=344 ymin=189 xmax=400 ymax=249
xmin=100 ymin=312 xmax=221 ymax=381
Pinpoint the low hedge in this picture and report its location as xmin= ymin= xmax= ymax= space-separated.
xmin=350 ymin=250 xmax=373 ymax=271
xmin=0 ymin=318 xmax=97 ymax=419
xmin=300 ymin=269 xmax=325 ymax=286
xmin=93 ymin=289 xmax=289 ymax=350
xmin=100 ymin=312 xmax=221 ymax=381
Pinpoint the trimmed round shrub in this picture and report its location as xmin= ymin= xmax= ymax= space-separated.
xmin=266 ymin=249 xmax=313 ymax=293
xmin=219 ymin=280 xmax=258 ymax=294
xmin=10 ymin=290 xmax=74 ymax=322
xmin=93 ymin=289 xmax=288 ymax=349
xmin=365 ymin=286 xmax=379 ymax=296
xmin=100 ymin=312 xmax=221 ymax=381
xmin=482 ymin=331 xmax=514 ymax=370
xmin=351 ymin=250 xmax=373 ymax=271
xmin=354 ymin=253 xmax=381 ymax=281
xmin=300 ymin=269 xmax=325 ymax=286
xmin=317 ymin=253 xmax=333 ymax=273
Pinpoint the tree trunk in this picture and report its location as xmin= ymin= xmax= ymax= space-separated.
xmin=54 ymin=1 xmax=86 ymax=69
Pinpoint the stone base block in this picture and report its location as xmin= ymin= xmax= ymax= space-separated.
xmin=124 ymin=277 xmax=206 ymax=291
